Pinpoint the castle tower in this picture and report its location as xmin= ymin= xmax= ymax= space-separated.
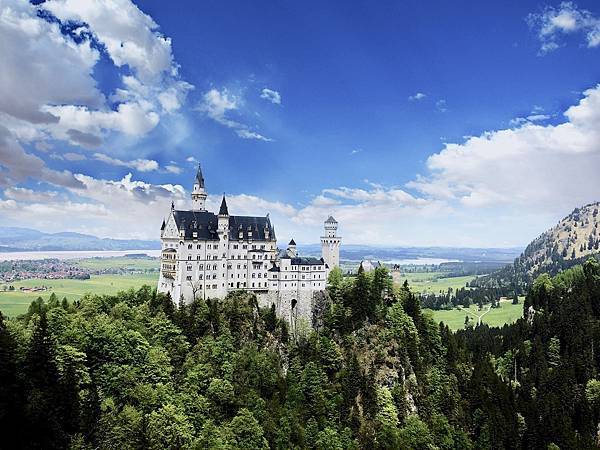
xmin=218 ymin=194 xmax=229 ymax=234
xmin=287 ymin=239 xmax=297 ymax=257
xmin=191 ymin=163 xmax=207 ymax=211
xmin=321 ymin=216 xmax=341 ymax=269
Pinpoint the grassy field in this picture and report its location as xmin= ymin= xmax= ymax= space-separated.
xmin=392 ymin=271 xmax=476 ymax=294
xmin=427 ymin=299 xmax=524 ymax=331
xmin=73 ymin=256 xmax=159 ymax=271
xmin=0 ymin=273 xmax=158 ymax=318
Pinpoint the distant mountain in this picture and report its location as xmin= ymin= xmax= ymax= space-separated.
xmin=0 ymin=227 xmax=160 ymax=252
xmin=298 ymin=244 xmax=522 ymax=263
xmin=472 ymin=202 xmax=600 ymax=292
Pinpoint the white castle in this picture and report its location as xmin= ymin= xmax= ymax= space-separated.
xmin=157 ymin=164 xmax=341 ymax=326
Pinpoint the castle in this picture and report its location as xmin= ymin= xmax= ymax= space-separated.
xmin=157 ymin=164 xmax=341 ymax=326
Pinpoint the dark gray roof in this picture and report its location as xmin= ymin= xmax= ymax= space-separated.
xmin=288 ymin=239 xmax=296 ymax=246
xmin=195 ymin=164 xmax=205 ymax=188
xmin=288 ymin=256 xmax=324 ymax=266
xmin=325 ymin=215 xmax=337 ymax=224
xmin=172 ymin=210 xmax=275 ymax=241
xmin=219 ymin=195 xmax=228 ymax=215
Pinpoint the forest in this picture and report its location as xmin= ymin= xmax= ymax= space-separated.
xmin=2 ymin=261 xmax=600 ymax=449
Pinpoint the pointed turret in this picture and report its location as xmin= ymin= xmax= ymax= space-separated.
xmin=219 ymin=194 xmax=229 ymax=216
xmin=191 ymin=162 xmax=207 ymax=211
xmin=195 ymin=163 xmax=205 ymax=188
xmin=287 ymin=238 xmax=297 ymax=257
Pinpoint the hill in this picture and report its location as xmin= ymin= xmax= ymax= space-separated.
xmin=471 ymin=202 xmax=600 ymax=292
xmin=0 ymin=227 xmax=160 ymax=252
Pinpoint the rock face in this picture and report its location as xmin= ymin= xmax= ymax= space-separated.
xmin=519 ymin=202 xmax=600 ymax=276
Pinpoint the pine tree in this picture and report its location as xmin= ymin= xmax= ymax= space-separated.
xmin=24 ymin=312 xmax=67 ymax=448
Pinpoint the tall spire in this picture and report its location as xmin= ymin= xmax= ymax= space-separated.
xmin=195 ymin=163 xmax=205 ymax=188
xmin=219 ymin=194 xmax=229 ymax=216
xmin=191 ymin=162 xmax=207 ymax=211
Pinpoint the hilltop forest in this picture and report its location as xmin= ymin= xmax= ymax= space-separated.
xmin=2 ymin=262 xmax=600 ymax=449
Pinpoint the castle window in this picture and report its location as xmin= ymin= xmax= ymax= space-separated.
xmin=186 ymin=276 xmax=192 ymax=281
xmin=188 ymin=255 xmax=192 ymax=260
xmin=197 ymin=244 xmax=201 ymax=249
xmin=199 ymin=274 xmax=203 ymax=280
xmin=252 ymin=282 xmax=255 ymax=287
xmin=188 ymin=244 xmax=192 ymax=249
xmin=252 ymin=273 xmax=256 ymax=278
xmin=261 ymin=245 xmax=265 ymax=249
xmin=243 ymin=245 xmax=247 ymax=249
xmin=199 ymin=264 xmax=204 ymax=270
xmin=187 ymin=265 xmax=192 ymax=271
xmin=197 ymin=255 xmax=201 ymax=260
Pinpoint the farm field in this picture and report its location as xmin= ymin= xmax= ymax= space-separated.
xmin=73 ymin=256 xmax=159 ymax=271
xmin=392 ymin=271 xmax=476 ymax=294
xmin=0 ymin=273 xmax=158 ymax=318
xmin=427 ymin=299 xmax=524 ymax=331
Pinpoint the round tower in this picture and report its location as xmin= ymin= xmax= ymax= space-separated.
xmin=191 ymin=163 xmax=207 ymax=211
xmin=321 ymin=216 xmax=341 ymax=269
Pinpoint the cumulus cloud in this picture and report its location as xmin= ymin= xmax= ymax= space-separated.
xmin=528 ymin=2 xmax=600 ymax=53
xmin=260 ymin=88 xmax=281 ymax=105
xmin=0 ymin=125 xmax=82 ymax=188
xmin=0 ymin=0 xmax=192 ymax=190
xmin=408 ymin=85 xmax=600 ymax=217
xmin=199 ymin=88 xmax=273 ymax=141
xmin=408 ymin=92 xmax=426 ymax=101
xmin=165 ymin=165 xmax=183 ymax=174
xmin=93 ymin=153 xmax=159 ymax=172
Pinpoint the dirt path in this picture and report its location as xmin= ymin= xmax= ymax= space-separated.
xmin=459 ymin=304 xmax=492 ymax=326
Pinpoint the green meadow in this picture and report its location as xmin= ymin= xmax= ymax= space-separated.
xmin=73 ymin=256 xmax=159 ymax=271
xmin=0 ymin=273 xmax=158 ymax=318
xmin=393 ymin=271 xmax=476 ymax=294
xmin=427 ymin=300 xmax=524 ymax=331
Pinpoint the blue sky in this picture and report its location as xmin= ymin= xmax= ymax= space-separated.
xmin=1 ymin=0 xmax=600 ymax=246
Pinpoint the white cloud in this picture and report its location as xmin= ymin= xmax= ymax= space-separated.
xmin=260 ymin=88 xmax=281 ymax=105
xmin=0 ymin=0 xmax=192 ymax=189
xmin=165 ymin=165 xmax=182 ymax=174
xmin=408 ymin=84 xmax=600 ymax=216
xmin=42 ymin=0 xmax=176 ymax=82
xmin=199 ymin=88 xmax=273 ymax=141
xmin=528 ymin=2 xmax=600 ymax=53
xmin=510 ymin=112 xmax=552 ymax=126
xmin=436 ymin=99 xmax=448 ymax=112
xmin=3 ymin=187 xmax=58 ymax=203
xmin=93 ymin=153 xmax=159 ymax=172
xmin=408 ymin=92 xmax=426 ymax=101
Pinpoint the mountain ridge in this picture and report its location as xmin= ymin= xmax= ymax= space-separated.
xmin=471 ymin=201 xmax=600 ymax=291
xmin=0 ymin=226 xmax=160 ymax=252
